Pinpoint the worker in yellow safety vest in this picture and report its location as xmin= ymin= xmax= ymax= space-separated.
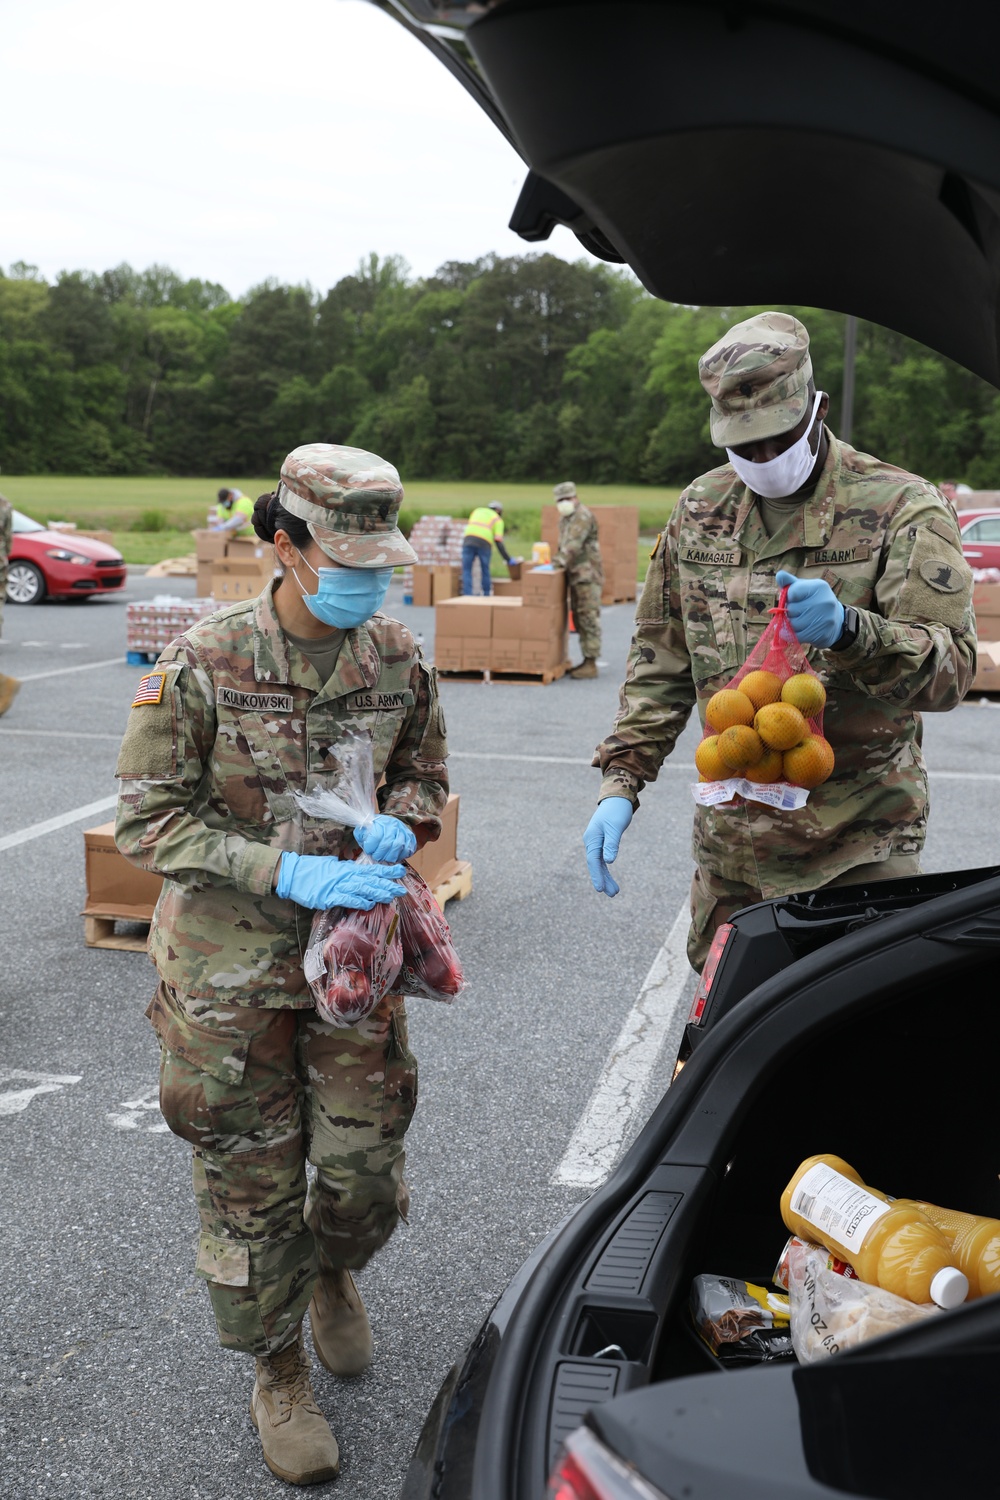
xmin=462 ymin=501 xmax=513 ymax=595
xmin=212 ymin=487 xmax=256 ymax=537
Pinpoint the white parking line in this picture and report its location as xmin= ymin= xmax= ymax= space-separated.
xmin=18 ymin=657 xmax=123 ymax=682
xmin=553 ymin=903 xmax=692 ymax=1189
xmin=0 ymin=794 xmax=118 ymax=853
xmin=0 ymin=1070 xmax=83 ymax=1117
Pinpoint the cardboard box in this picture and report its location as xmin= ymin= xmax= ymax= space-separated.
xmin=435 ymin=598 xmax=494 ymax=637
xmin=490 ymin=638 xmax=522 ymax=672
xmin=431 ymin=565 xmax=461 ymax=604
xmin=491 ymin=578 xmax=522 ymax=597
xmin=193 ymin=528 xmax=230 ymax=562
xmin=434 ymin=637 xmax=464 ymax=672
xmin=521 ymin=635 xmax=567 ymax=672
xmin=196 ymin=561 xmax=215 ymax=597
xmin=522 ymin=567 xmax=566 ymax=608
xmin=76 ymin=529 xmax=117 ymax=547
xmin=226 ymin=537 xmax=275 ymax=570
xmin=407 ymin=794 xmax=460 ymax=889
xmin=461 ymin=637 xmax=492 ymax=671
xmin=491 ymin=603 xmax=525 ymax=640
xmin=973 ymin=641 xmax=1000 ymax=691
xmin=412 ymin=564 xmax=435 ymax=607
xmin=211 ymin=560 xmax=269 ymax=602
xmin=83 ymin=823 xmax=163 ymax=921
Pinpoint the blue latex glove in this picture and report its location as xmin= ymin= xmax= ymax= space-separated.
xmin=583 ymin=797 xmax=634 ymax=897
xmin=276 ymin=852 xmax=406 ymax=910
xmin=776 ymin=570 xmax=846 ymax=648
xmin=354 ymin=814 xmax=418 ymax=864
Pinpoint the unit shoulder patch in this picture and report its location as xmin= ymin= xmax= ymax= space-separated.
xmin=918 ymin=558 xmax=965 ymax=593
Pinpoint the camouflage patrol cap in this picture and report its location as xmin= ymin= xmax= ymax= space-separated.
xmin=699 ymin=312 xmax=813 ymax=447
xmin=278 ymin=443 xmax=417 ymax=568
xmin=553 ymin=481 xmax=577 ymax=500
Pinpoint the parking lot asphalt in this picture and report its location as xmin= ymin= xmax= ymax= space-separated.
xmin=2 ymin=572 xmax=999 ymax=1499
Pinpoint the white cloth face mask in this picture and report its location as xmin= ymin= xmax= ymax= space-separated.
xmin=726 ymin=391 xmax=823 ymax=498
xmin=556 ymin=499 xmax=576 ymax=517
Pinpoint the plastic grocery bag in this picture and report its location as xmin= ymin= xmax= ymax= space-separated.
xmin=783 ymin=1238 xmax=937 ymax=1362
xmin=296 ymin=731 xmax=403 ymax=1027
xmin=397 ymin=867 xmax=464 ymax=1003
xmin=692 ymin=584 xmax=832 ymax=812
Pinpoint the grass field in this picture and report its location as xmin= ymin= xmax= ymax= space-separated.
xmin=1 ymin=476 xmax=680 ymax=572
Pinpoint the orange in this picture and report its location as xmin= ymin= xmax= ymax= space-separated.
xmin=705 ymin=688 xmax=756 ymax=733
xmin=739 ymin=670 xmax=783 ymax=710
xmin=781 ymin=672 xmax=827 ymax=719
xmin=755 ymin=701 xmax=807 ymax=751
xmin=744 ymin=747 xmax=784 ymax=784
xmin=694 ymin=735 xmax=729 ymax=781
xmin=783 ymin=735 xmax=835 ymax=789
xmin=717 ymin=724 xmax=764 ymax=771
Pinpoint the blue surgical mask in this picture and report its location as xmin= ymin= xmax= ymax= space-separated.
xmin=292 ymin=553 xmax=392 ymax=628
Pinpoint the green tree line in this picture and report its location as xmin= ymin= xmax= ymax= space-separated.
xmin=3 ymin=253 xmax=1000 ymax=487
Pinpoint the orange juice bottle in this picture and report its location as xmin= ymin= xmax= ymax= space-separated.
xmin=912 ymin=1201 xmax=1000 ymax=1299
xmin=781 ymin=1154 xmax=968 ymax=1308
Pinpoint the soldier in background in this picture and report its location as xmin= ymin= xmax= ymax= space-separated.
xmin=553 ymin=481 xmax=603 ymax=679
xmin=116 ymin=445 xmax=448 ymax=1485
xmin=0 ymin=490 xmax=21 ymax=717
xmin=584 ymin=312 xmax=976 ymax=970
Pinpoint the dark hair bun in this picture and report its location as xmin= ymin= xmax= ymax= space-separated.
xmin=252 ymin=492 xmax=278 ymax=542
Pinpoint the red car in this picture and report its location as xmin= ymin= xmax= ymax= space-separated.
xmin=6 ymin=509 xmax=127 ymax=604
xmin=957 ymin=508 xmax=1000 ymax=571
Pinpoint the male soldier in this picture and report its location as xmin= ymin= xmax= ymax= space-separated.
xmin=553 ymin=480 xmax=604 ymax=678
xmin=0 ymin=490 xmax=21 ymax=717
xmin=584 ymin=312 xmax=976 ymax=970
xmin=211 ymin=486 xmax=255 ymax=536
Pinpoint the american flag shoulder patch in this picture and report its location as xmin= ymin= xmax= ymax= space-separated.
xmin=132 ymin=672 xmax=167 ymax=707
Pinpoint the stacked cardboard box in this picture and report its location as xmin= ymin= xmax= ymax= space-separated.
xmin=210 ymin=538 xmax=276 ymax=601
xmin=126 ymin=597 xmax=217 ymax=655
xmin=411 ymin=562 xmax=461 ymax=606
xmin=973 ymin=581 xmax=1000 ymax=689
xmin=83 ymin=823 xmax=163 ymax=923
xmin=541 ymin=504 xmax=640 ymax=603
xmin=401 ymin=516 xmax=468 ymax=599
xmin=434 ymin=568 xmax=568 ymax=675
xmin=407 ymin=793 xmax=463 ymax=896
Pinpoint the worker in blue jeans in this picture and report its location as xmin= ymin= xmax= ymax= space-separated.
xmin=462 ymin=501 xmax=512 ymax=595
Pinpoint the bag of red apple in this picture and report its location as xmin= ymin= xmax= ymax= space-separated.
xmin=691 ymin=584 xmax=832 ymax=813
xmin=295 ymin=731 xmax=404 ymax=1028
xmin=396 ymin=867 xmax=465 ymax=1004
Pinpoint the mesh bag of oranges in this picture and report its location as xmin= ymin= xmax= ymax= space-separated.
xmin=693 ymin=585 xmax=834 ymax=811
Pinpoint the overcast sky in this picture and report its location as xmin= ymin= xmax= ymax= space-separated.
xmin=2 ymin=0 xmax=590 ymax=298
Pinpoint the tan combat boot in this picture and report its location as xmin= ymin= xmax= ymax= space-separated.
xmin=250 ymin=1330 xmax=340 ymax=1485
xmin=568 ymin=657 xmax=598 ymax=679
xmin=309 ymin=1268 xmax=373 ymax=1377
xmin=0 ymin=674 xmax=20 ymax=717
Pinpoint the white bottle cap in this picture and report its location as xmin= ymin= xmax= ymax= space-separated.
xmin=930 ymin=1266 xmax=969 ymax=1308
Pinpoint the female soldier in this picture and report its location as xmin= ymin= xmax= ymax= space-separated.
xmin=115 ymin=444 xmax=448 ymax=1486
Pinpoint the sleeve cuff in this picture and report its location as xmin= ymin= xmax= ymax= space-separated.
xmin=234 ymin=841 xmax=283 ymax=896
xmin=599 ymin=773 xmax=640 ymax=807
xmin=825 ymin=608 xmax=884 ymax=668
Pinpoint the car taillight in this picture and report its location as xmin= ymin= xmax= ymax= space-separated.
xmin=686 ymin=922 xmax=735 ymax=1027
xmin=547 ymin=1428 xmax=673 ymax=1500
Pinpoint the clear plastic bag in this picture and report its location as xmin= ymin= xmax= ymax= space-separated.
xmin=692 ymin=584 xmax=833 ymax=812
xmin=295 ymin=730 xmax=463 ymax=1022
xmin=296 ymin=732 xmax=403 ymax=1028
xmin=784 ymin=1238 xmax=937 ymax=1363
xmin=397 ymin=867 xmax=465 ymax=1003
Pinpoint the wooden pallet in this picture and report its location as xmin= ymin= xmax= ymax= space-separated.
xmin=84 ymin=914 xmax=150 ymax=952
xmin=437 ymin=661 xmax=570 ymax=686
xmin=432 ymin=859 xmax=473 ymax=908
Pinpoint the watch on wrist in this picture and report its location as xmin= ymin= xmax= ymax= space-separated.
xmin=833 ymin=605 xmax=860 ymax=651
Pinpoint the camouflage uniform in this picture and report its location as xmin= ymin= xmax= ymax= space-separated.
xmin=115 ymin=446 xmax=448 ymax=1357
xmin=594 ymin=315 xmax=976 ymax=969
xmin=553 ymin=482 xmax=603 ymax=660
